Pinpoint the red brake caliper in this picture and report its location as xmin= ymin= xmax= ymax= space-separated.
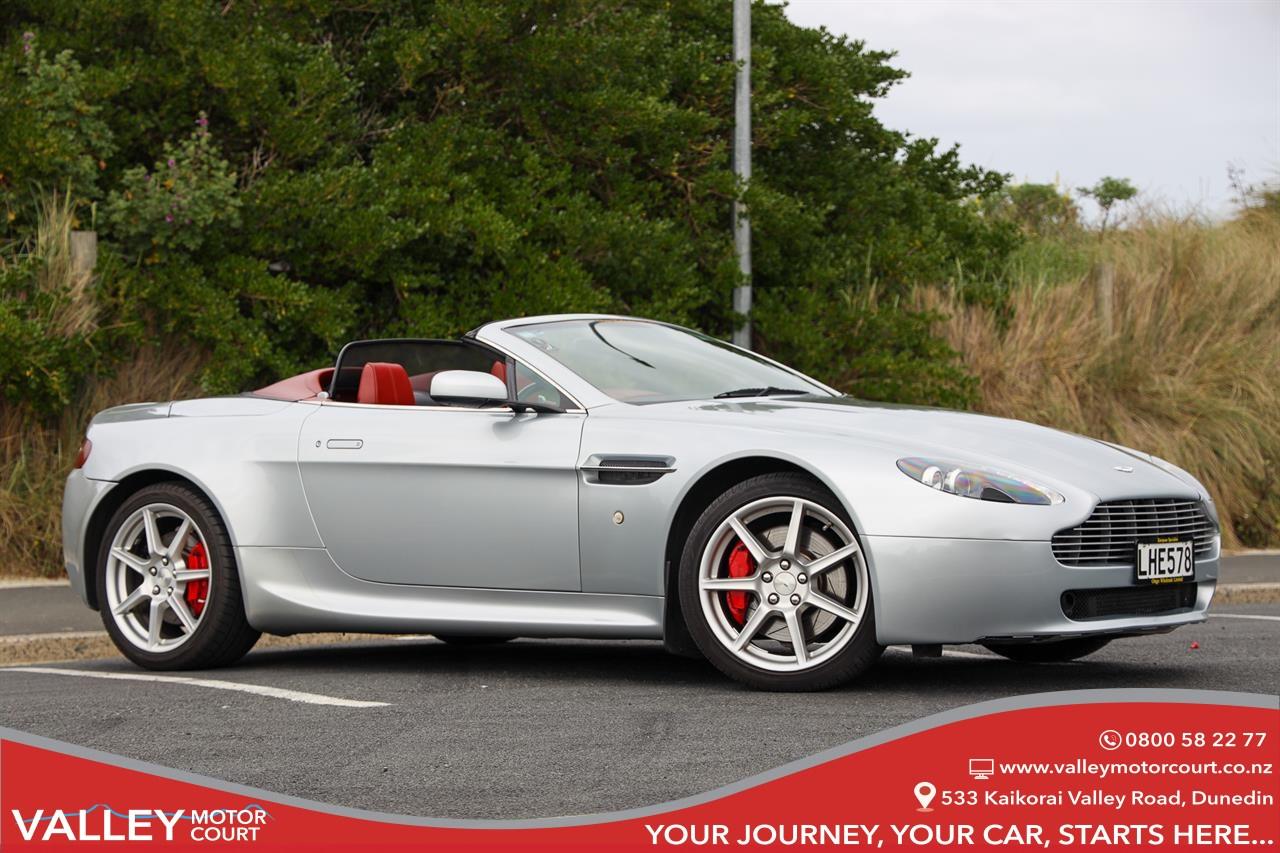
xmin=725 ymin=541 xmax=757 ymax=625
xmin=184 ymin=542 xmax=209 ymax=617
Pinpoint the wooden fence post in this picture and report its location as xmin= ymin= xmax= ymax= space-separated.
xmin=70 ymin=230 xmax=98 ymax=280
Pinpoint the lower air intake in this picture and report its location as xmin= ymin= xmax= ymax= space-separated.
xmin=1061 ymin=583 xmax=1198 ymax=620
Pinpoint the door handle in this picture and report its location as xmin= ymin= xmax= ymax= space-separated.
xmin=326 ymin=439 xmax=363 ymax=450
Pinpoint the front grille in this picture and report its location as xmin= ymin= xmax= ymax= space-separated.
xmin=1052 ymin=499 xmax=1216 ymax=568
xmin=1061 ymin=583 xmax=1198 ymax=620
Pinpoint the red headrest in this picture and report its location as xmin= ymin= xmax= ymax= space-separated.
xmin=357 ymin=362 xmax=415 ymax=406
xmin=490 ymin=360 xmax=507 ymax=384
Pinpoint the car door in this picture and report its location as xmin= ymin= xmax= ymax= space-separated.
xmin=297 ymin=401 xmax=585 ymax=591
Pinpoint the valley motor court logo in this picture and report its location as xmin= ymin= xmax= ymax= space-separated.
xmin=10 ymin=804 xmax=271 ymax=843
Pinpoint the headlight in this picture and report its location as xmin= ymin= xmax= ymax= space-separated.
xmin=896 ymin=457 xmax=1064 ymax=505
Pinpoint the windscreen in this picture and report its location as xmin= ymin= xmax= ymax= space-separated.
xmin=507 ymin=319 xmax=830 ymax=404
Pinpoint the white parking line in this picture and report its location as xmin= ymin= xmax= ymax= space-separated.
xmin=942 ymin=649 xmax=999 ymax=659
xmin=0 ymin=631 xmax=104 ymax=643
xmin=1211 ymin=613 xmax=1280 ymax=623
xmin=0 ymin=666 xmax=389 ymax=708
xmin=0 ymin=578 xmax=71 ymax=589
xmin=887 ymin=645 xmax=997 ymax=660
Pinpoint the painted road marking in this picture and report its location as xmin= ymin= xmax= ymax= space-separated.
xmin=941 ymin=649 xmax=999 ymax=659
xmin=1211 ymin=613 xmax=1280 ymax=623
xmin=0 ymin=631 xmax=103 ymax=643
xmin=887 ymin=645 xmax=997 ymax=660
xmin=0 ymin=666 xmax=389 ymax=708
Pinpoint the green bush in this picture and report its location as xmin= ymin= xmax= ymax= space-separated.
xmin=0 ymin=35 xmax=114 ymax=229
xmin=102 ymin=115 xmax=240 ymax=259
xmin=982 ymin=183 xmax=1079 ymax=238
xmin=0 ymin=259 xmax=96 ymax=413
xmin=760 ymin=285 xmax=976 ymax=409
xmin=125 ymin=256 xmax=353 ymax=392
xmin=0 ymin=0 xmax=1021 ymax=401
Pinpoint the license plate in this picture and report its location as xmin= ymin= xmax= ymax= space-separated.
xmin=1135 ymin=538 xmax=1194 ymax=584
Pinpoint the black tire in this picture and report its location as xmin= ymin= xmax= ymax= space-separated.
xmin=982 ymin=637 xmax=1111 ymax=663
xmin=678 ymin=472 xmax=882 ymax=691
xmin=96 ymin=482 xmax=260 ymax=670
xmin=434 ymin=635 xmax=516 ymax=646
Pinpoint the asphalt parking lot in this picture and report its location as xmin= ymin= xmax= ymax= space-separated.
xmin=2 ymin=602 xmax=1278 ymax=819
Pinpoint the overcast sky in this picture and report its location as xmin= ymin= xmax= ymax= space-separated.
xmin=782 ymin=0 xmax=1280 ymax=219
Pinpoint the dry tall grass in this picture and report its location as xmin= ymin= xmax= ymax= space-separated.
xmin=33 ymin=191 xmax=99 ymax=339
xmin=0 ymin=347 xmax=207 ymax=577
xmin=0 ymin=190 xmax=207 ymax=575
xmin=922 ymin=214 xmax=1280 ymax=548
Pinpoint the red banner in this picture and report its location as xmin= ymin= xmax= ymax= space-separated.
xmin=3 ymin=698 xmax=1277 ymax=850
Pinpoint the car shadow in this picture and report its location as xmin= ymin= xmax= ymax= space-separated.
xmin=230 ymin=637 xmax=1209 ymax=695
xmin=864 ymin=650 xmax=1203 ymax=693
xmin=236 ymin=637 xmax=723 ymax=686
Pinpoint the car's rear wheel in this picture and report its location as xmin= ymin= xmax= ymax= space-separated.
xmin=97 ymin=482 xmax=259 ymax=670
xmin=678 ymin=473 xmax=882 ymax=691
xmin=982 ymin=637 xmax=1111 ymax=663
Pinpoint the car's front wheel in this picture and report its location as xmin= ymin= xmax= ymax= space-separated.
xmin=678 ymin=473 xmax=882 ymax=691
xmin=982 ymin=637 xmax=1111 ymax=663
xmin=96 ymin=482 xmax=260 ymax=670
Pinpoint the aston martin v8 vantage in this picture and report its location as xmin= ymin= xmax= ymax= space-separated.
xmin=62 ymin=315 xmax=1219 ymax=690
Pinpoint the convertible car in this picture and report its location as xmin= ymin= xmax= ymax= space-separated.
xmin=62 ymin=314 xmax=1218 ymax=690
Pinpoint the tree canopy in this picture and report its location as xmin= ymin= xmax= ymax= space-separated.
xmin=1 ymin=0 xmax=1017 ymax=407
xmin=1078 ymin=176 xmax=1138 ymax=234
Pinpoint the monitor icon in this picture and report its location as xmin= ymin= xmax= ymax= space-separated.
xmin=969 ymin=758 xmax=995 ymax=780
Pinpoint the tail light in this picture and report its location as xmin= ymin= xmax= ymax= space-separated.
xmin=74 ymin=438 xmax=92 ymax=469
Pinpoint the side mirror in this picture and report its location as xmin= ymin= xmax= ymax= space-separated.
xmin=429 ymin=370 xmax=508 ymax=405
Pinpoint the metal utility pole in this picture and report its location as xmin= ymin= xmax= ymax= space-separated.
xmin=731 ymin=0 xmax=752 ymax=349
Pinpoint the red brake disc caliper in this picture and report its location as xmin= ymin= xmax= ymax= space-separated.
xmin=725 ymin=541 xmax=757 ymax=626
xmin=184 ymin=542 xmax=210 ymax=617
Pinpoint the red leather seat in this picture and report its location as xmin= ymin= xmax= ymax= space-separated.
xmin=357 ymin=362 xmax=415 ymax=406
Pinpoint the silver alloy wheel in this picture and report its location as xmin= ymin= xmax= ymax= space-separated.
xmin=697 ymin=496 xmax=868 ymax=673
xmin=103 ymin=503 xmax=212 ymax=652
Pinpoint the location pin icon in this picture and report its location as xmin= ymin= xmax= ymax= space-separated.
xmin=913 ymin=781 xmax=936 ymax=812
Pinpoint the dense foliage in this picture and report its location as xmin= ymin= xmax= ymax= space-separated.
xmin=1 ymin=0 xmax=1017 ymax=406
xmin=981 ymin=183 xmax=1079 ymax=238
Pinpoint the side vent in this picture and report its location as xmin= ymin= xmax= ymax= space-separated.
xmin=580 ymin=455 xmax=677 ymax=485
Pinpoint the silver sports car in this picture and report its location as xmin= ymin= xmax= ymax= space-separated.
xmin=62 ymin=315 xmax=1218 ymax=690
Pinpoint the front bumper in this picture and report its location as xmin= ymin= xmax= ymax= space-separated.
xmin=865 ymin=534 xmax=1217 ymax=646
xmin=61 ymin=470 xmax=115 ymax=608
